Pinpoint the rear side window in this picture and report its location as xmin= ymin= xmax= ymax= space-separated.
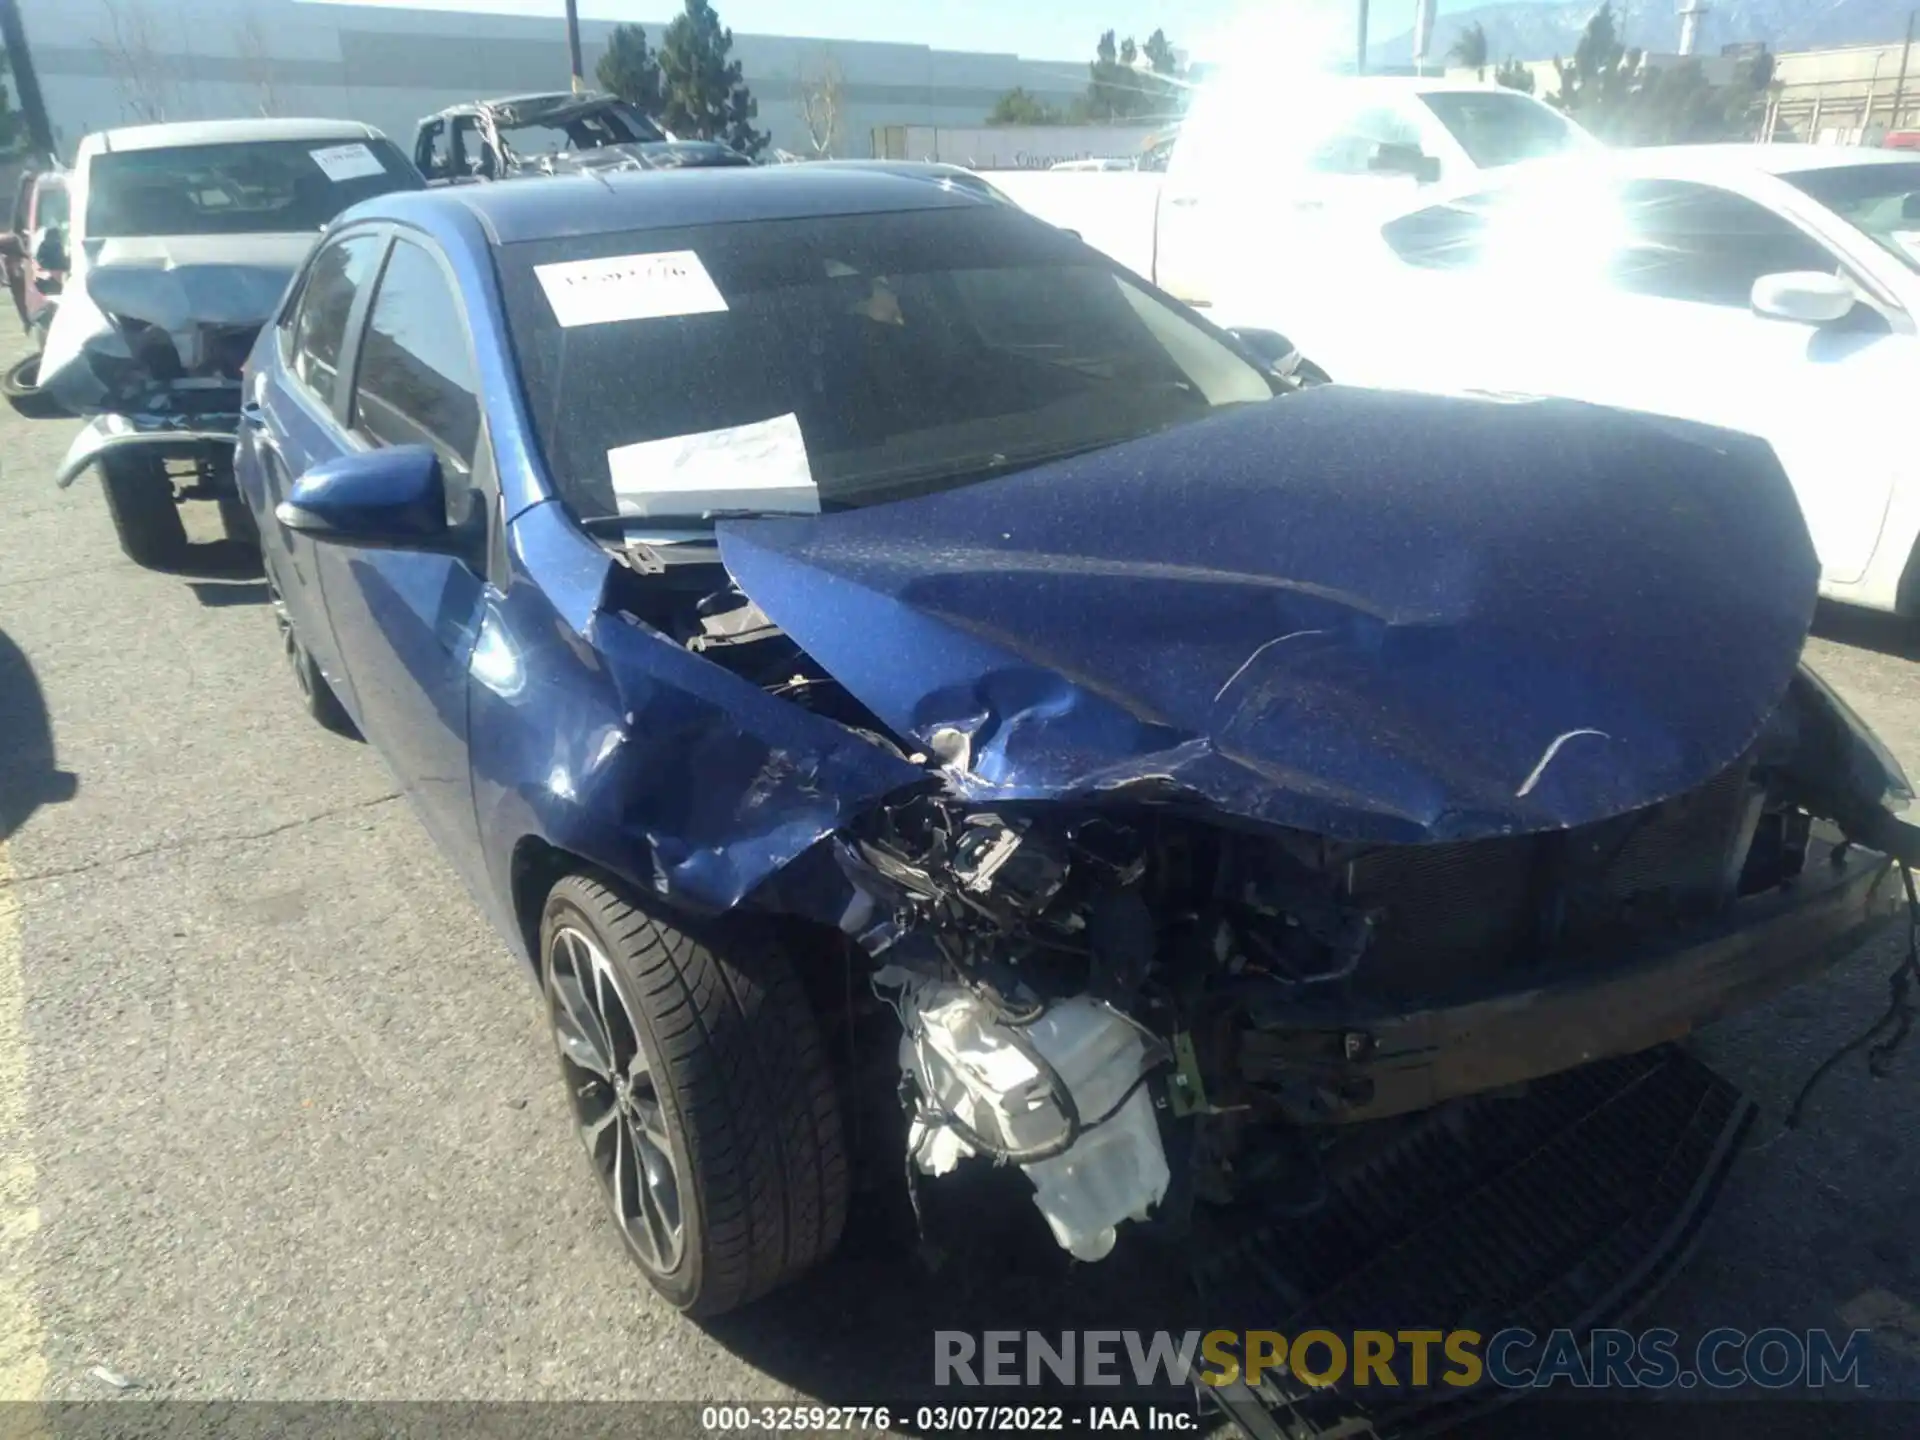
xmin=289 ymin=232 xmax=384 ymax=411
xmin=350 ymin=238 xmax=481 ymax=485
xmin=1613 ymin=180 xmax=1838 ymax=306
xmin=34 ymin=181 xmax=68 ymax=230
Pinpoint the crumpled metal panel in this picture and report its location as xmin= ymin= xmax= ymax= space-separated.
xmin=718 ymin=388 xmax=1819 ymax=844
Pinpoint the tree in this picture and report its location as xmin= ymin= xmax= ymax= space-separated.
xmin=1081 ymin=28 xmax=1181 ymax=124
xmin=96 ymin=0 xmax=174 ymax=123
xmin=1549 ymin=2 xmax=1640 ymax=132
xmin=796 ymin=50 xmax=844 ymax=157
xmin=1548 ymin=6 xmax=1776 ymax=145
xmin=987 ymin=87 xmax=1062 ymax=126
xmin=1447 ymin=22 xmax=1489 ymax=80
xmin=657 ymin=0 xmax=768 ymax=157
xmin=1494 ymin=57 xmax=1536 ymax=95
xmin=237 ymin=7 xmax=280 ymax=117
xmin=596 ymin=23 xmax=664 ymax=116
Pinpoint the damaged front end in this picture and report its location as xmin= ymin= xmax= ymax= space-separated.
xmin=45 ymin=246 xmax=300 ymax=488
xmin=828 ymin=672 xmax=1910 ymax=1262
xmin=649 ymin=389 xmax=1920 ymax=1290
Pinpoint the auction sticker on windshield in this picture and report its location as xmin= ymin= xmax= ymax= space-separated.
xmin=309 ymin=143 xmax=387 ymax=183
xmin=607 ymin=412 xmax=818 ymax=518
xmin=534 ymin=250 xmax=729 ymax=328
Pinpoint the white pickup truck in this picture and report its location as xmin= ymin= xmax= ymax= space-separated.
xmin=991 ymin=75 xmax=1598 ymax=323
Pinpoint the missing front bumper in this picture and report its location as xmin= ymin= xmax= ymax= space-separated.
xmin=1241 ymin=837 xmax=1901 ymax=1125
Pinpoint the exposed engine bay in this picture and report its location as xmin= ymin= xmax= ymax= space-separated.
xmin=612 ymin=552 xmax=1919 ymax=1265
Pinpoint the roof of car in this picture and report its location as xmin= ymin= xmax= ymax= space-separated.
xmin=89 ymin=117 xmax=383 ymax=154
xmin=423 ymin=92 xmax=621 ymax=123
xmin=371 ymin=163 xmax=1000 ymax=246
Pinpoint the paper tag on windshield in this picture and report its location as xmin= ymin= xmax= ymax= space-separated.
xmin=535 ymin=250 xmax=727 ymax=328
xmin=608 ymin=413 xmax=818 ymax=519
xmin=309 ymin=143 xmax=386 ymax=183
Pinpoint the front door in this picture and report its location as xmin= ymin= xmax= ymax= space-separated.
xmin=310 ymin=232 xmax=493 ymax=887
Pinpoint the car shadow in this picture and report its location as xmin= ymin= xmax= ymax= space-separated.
xmin=1810 ymin=600 xmax=1920 ymax=661
xmin=186 ymin=578 xmax=269 ymax=608
xmin=157 ymin=537 xmax=265 ymax=587
xmin=0 ymin=625 xmax=77 ymax=842
xmin=700 ymin=1169 xmax=1201 ymax=1421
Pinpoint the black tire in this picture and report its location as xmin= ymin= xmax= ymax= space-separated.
xmin=99 ymin=452 xmax=189 ymax=568
xmin=266 ymin=568 xmax=357 ymax=736
xmin=539 ymin=872 xmax=848 ymax=1316
xmin=1 ymin=353 xmax=64 ymax=418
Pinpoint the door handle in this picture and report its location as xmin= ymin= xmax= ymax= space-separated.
xmin=1168 ymin=194 xmax=1201 ymax=208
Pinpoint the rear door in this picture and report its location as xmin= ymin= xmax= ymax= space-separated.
xmin=246 ymin=227 xmax=388 ymax=707
xmin=312 ymin=232 xmax=492 ymax=881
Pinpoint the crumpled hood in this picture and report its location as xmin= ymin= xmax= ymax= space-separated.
xmin=41 ymin=231 xmax=312 ymax=414
xmin=718 ymin=388 xmax=1819 ymax=844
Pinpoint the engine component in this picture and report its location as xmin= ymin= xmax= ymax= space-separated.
xmin=882 ymin=970 xmax=1169 ymax=1261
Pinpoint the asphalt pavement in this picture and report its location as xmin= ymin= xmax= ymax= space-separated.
xmin=4 ymin=329 xmax=1920 ymax=1426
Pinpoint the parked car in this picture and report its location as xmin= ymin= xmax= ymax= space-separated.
xmin=412 ymin=91 xmax=751 ymax=184
xmin=989 ymin=74 xmax=1598 ymax=306
xmin=42 ymin=118 xmax=423 ymax=567
xmin=1 ymin=167 xmax=69 ymax=409
xmin=1239 ymin=144 xmax=1920 ymax=615
xmin=236 ymin=163 xmax=1916 ymax=1434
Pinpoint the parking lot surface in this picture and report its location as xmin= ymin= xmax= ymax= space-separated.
xmin=4 ymin=328 xmax=1920 ymax=1420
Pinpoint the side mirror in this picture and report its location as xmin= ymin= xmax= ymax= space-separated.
xmin=276 ymin=445 xmax=449 ymax=549
xmin=1228 ymin=326 xmax=1303 ymax=375
xmin=1368 ymin=143 xmax=1440 ymax=185
xmin=1750 ymin=271 xmax=1855 ymax=325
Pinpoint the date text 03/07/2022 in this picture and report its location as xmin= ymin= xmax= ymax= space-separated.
xmin=698 ymin=1404 xmax=1199 ymax=1433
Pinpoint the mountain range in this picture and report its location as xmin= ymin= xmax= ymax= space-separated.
xmin=1372 ymin=0 xmax=1918 ymax=66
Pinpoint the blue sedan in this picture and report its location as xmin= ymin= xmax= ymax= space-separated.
xmin=236 ymin=163 xmax=1917 ymax=1338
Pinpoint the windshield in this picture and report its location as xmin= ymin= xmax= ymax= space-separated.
xmin=499 ymin=206 xmax=1275 ymax=522
xmin=1781 ymin=162 xmax=1920 ymax=274
xmin=1419 ymin=91 xmax=1594 ymax=169
xmin=85 ymin=138 xmax=421 ymax=238
xmin=501 ymin=101 xmax=667 ymax=161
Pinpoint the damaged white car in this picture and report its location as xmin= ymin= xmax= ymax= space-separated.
xmin=43 ymin=118 xmax=422 ymax=566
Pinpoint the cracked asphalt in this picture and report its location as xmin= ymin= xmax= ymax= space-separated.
xmin=4 ymin=326 xmax=1920 ymax=1427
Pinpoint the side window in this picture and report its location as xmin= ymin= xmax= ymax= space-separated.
xmin=415 ymin=120 xmax=448 ymax=181
xmin=1307 ymin=105 xmax=1427 ymax=175
xmin=288 ymin=232 xmax=383 ymax=411
xmin=350 ymin=238 xmax=481 ymax=494
xmin=1614 ymin=180 xmax=1840 ymax=307
xmin=451 ymin=116 xmax=492 ymax=178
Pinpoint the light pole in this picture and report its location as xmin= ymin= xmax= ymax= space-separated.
xmin=0 ymin=0 xmax=56 ymax=159
xmin=565 ymin=0 xmax=586 ymax=93
xmin=1356 ymin=0 xmax=1369 ymax=75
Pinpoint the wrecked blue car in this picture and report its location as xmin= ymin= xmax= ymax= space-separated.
xmin=236 ymin=164 xmax=1916 ymax=1427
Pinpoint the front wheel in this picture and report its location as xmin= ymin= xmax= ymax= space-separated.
xmin=1 ymin=353 xmax=64 ymax=418
xmin=540 ymin=872 xmax=848 ymax=1316
xmin=99 ymin=452 xmax=188 ymax=568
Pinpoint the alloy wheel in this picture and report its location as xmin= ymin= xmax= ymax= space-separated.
xmin=546 ymin=925 xmax=686 ymax=1275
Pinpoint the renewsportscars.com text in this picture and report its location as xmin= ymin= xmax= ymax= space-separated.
xmin=934 ymin=1327 xmax=1874 ymax=1391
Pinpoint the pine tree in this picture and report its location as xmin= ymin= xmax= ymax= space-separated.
xmin=658 ymin=0 xmax=769 ymax=157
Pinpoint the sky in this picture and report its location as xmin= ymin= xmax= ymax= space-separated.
xmin=318 ymin=0 xmax=1457 ymax=62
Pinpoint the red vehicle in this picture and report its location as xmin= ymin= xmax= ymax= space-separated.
xmin=1 ymin=167 xmax=69 ymax=407
xmin=1885 ymin=130 xmax=1920 ymax=150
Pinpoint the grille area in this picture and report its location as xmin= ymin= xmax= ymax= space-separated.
xmin=1342 ymin=758 xmax=1759 ymax=1002
xmin=1192 ymin=1047 xmax=1753 ymax=1439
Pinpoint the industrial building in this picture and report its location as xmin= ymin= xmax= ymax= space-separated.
xmin=7 ymin=0 xmax=1090 ymax=160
